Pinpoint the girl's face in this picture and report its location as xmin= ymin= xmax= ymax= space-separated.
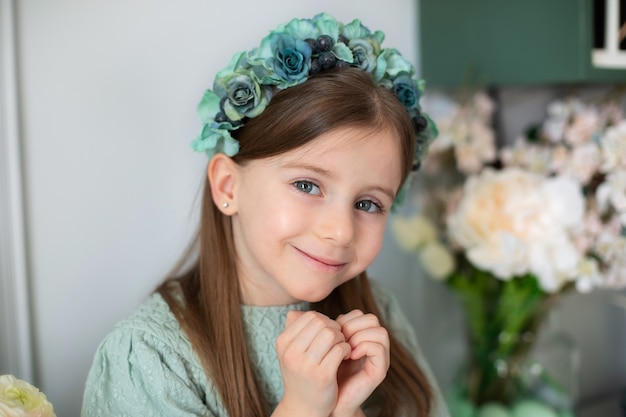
xmin=230 ymin=126 xmax=403 ymax=306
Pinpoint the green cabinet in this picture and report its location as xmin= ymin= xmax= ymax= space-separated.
xmin=419 ymin=0 xmax=626 ymax=87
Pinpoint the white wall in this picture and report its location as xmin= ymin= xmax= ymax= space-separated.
xmin=7 ymin=1 xmax=421 ymax=416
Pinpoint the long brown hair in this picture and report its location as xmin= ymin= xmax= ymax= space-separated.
xmin=157 ymin=68 xmax=432 ymax=416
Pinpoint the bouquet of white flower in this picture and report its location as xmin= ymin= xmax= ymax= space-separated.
xmin=0 ymin=375 xmax=56 ymax=417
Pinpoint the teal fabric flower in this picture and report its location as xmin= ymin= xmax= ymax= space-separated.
xmin=348 ymin=38 xmax=379 ymax=72
xmin=281 ymin=16 xmax=318 ymax=40
xmin=373 ymin=48 xmax=414 ymax=86
xmin=212 ymin=52 xmax=273 ymax=122
xmin=191 ymin=124 xmax=240 ymax=160
xmin=341 ymin=18 xmax=384 ymax=45
xmin=312 ymin=13 xmax=341 ymax=41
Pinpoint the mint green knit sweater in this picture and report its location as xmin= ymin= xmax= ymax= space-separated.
xmin=81 ymin=284 xmax=450 ymax=417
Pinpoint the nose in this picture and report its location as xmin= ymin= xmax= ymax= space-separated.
xmin=315 ymin=204 xmax=355 ymax=247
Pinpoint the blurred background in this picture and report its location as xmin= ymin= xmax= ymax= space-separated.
xmin=1 ymin=1 xmax=624 ymax=416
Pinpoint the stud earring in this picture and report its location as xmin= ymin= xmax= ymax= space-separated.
xmin=222 ymin=202 xmax=229 ymax=208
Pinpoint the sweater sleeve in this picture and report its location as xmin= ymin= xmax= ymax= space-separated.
xmin=372 ymin=282 xmax=451 ymax=417
xmin=81 ymin=326 xmax=214 ymax=417
xmin=81 ymin=294 xmax=223 ymax=417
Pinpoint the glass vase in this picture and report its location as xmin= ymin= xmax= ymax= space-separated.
xmin=445 ymin=261 xmax=579 ymax=417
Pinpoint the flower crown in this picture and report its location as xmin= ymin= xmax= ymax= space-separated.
xmin=191 ymin=13 xmax=438 ymax=170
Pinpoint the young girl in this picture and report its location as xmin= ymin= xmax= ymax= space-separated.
xmin=82 ymin=13 xmax=450 ymax=417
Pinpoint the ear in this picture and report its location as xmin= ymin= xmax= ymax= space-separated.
xmin=208 ymin=153 xmax=239 ymax=215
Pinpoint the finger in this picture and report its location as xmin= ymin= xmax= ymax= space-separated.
xmin=339 ymin=313 xmax=382 ymax=342
xmin=336 ymin=309 xmax=364 ymax=326
xmin=306 ymin=325 xmax=350 ymax=363
xmin=347 ymin=327 xmax=390 ymax=360
xmin=320 ymin=340 xmax=352 ymax=369
xmin=278 ymin=311 xmax=322 ymax=355
xmin=278 ymin=311 xmax=341 ymax=356
xmin=346 ymin=325 xmax=389 ymax=347
xmin=282 ymin=311 xmax=326 ymax=339
xmin=285 ymin=310 xmax=305 ymax=327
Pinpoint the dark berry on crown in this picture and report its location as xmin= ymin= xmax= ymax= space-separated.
xmin=316 ymin=35 xmax=334 ymax=52
xmin=335 ymin=60 xmax=350 ymax=69
xmin=310 ymin=58 xmax=322 ymax=74
xmin=413 ymin=115 xmax=428 ymax=132
xmin=318 ymin=51 xmax=337 ymax=69
xmin=304 ymin=38 xmax=319 ymax=54
xmin=215 ymin=112 xmax=228 ymax=123
xmin=338 ymin=35 xmax=349 ymax=45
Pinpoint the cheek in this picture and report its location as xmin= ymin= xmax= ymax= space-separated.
xmin=246 ymin=193 xmax=311 ymax=238
xmin=357 ymin=221 xmax=387 ymax=262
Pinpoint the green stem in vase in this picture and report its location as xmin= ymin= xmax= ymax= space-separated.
xmin=448 ymin=259 xmax=556 ymax=406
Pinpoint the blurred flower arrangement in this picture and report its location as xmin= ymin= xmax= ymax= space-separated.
xmin=392 ymin=90 xmax=626 ymax=416
xmin=0 ymin=375 xmax=56 ymax=417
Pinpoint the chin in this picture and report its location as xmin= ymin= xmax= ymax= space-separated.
xmin=294 ymin=288 xmax=334 ymax=304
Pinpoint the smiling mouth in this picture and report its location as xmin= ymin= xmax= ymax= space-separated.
xmin=294 ymin=247 xmax=347 ymax=269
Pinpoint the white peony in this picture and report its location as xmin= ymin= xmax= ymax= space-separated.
xmin=447 ymin=168 xmax=584 ymax=292
xmin=0 ymin=375 xmax=56 ymax=417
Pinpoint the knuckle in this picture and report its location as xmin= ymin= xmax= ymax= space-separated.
xmin=319 ymin=326 xmax=339 ymax=341
xmin=363 ymin=313 xmax=380 ymax=325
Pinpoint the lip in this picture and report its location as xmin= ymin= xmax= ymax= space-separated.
xmin=293 ymin=246 xmax=347 ymax=271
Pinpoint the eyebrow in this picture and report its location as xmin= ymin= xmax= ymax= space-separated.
xmin=282 ymin=162 xmax=336 ymax=178
xmin=281 ymin=161 xmax=396 ymax=201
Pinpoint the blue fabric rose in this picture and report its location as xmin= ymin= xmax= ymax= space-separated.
xmin=391 ymin=75 xmax=420 ymax=110
xmin=271 ymin=34 xmax=312 ymax=87
xmin=248 ymin=33 xmax=312 ymax=88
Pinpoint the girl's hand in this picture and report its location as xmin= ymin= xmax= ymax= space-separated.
xmin=274 ymin=310 xmax=352 ymax=417
xmin=331 ymin=310 xmax=390 ymax=417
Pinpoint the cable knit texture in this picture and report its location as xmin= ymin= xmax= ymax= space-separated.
xmin=81 ymin=283 xmax=450 ymax=417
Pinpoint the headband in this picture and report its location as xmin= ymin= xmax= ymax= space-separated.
xmin=191 ymin=12 xmax=438 ymax=171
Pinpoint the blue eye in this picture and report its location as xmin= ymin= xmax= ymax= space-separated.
xmin=355 ymin=200 xmax=383 ymax=213
xmin=293 ymin=180 xmax=321 ymax=195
